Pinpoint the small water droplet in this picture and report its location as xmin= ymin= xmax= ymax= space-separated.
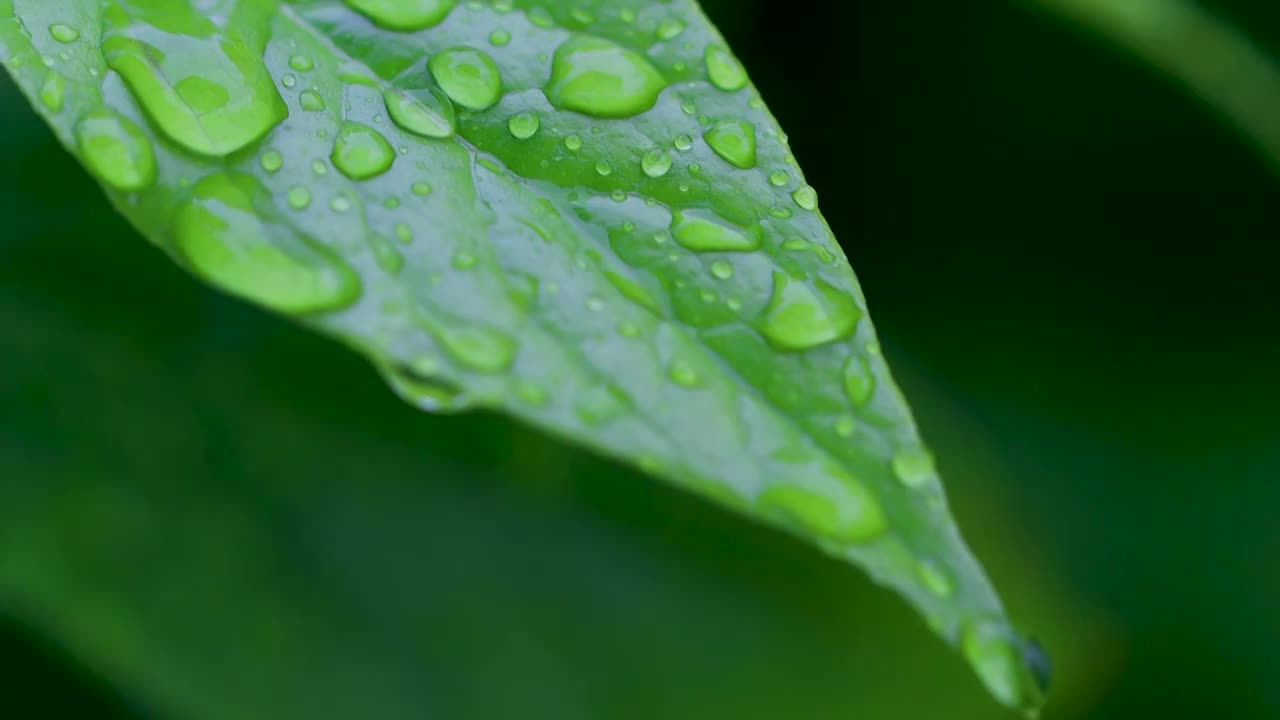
xmin=434 ymin=325 xmax=518 ymax=373
xmin=331 ymin=121 xmax=395 ymax=180
xmin=282 ymin=73 xmax=296 ymax=88
xmin=489 ymin=29 xmax=511 ymax=46
xmin=287 ymin=186 xmax=311 ymax=209
xmin=769 ymin=170 xmax=790 ymax=187
xmin=641 ymin=148 xmax=672 ymax=178
xmin=918 ymin=559 xmax=955 ymax=598
xmin=289 ymin=54 xmax=313 ymax=72
xmin=564 ymin=134 xmax=583 ymax=152
xmin=668 ymin=359 xmax=700 ymax=387
xmin=710 ymin=259 xmax=734 ymax=280
xmin=793 ymin=185 xmax=818 ymax=210
xmin=891 ymin=447 xmax=936 ymax=489
xmin=412 ymin=181 xmax=433 ymax=196
xmin=48 ymin=23 xmax=79 ymax=44
xmin=595 ymin=161 xmax=612 ymax=176
xmin=508 ymin=111 xmax=540 ymax=139
xmin=674 ymin=134 xmax=693 ymax=151
xmin=300 ymin=89 xmax=326 ymax=111
xmin=656 ymin=17 xmax=685 ymax=41
xmin=38 ymin=72 xmax=64 ymax=112
xmin=259 ymin=149 xmax=283 ymax=174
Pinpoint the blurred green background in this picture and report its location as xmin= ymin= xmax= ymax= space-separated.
xmin=2 ymin=0 xmax=1278 ymax=717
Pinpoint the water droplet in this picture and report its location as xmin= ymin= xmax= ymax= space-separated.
xmin=435 ymin=325 xmax=518 ymax=373
xmin=595 ymin=161 xmax=612 ymax=176
xmin=515 ymin=380 xmax=549 ymax=406
xmin=429 ymin=47 xmax=502 ymax=111
xmin=641 ymin=148 xmax=672 ymax=178
xmin=102 ymin=25 xmax=286 ymax=157
xmin=48 ymin=23 xmax=78 ymax=44
xmin=671 ymin=210 xmax=762 ymax=252
xmin=369 ymin=234 xmax=404 ymax=275
xmin=173 ymin=173 xmax=360 ymax=314
xmin=668 ymin=359 xmax=700 ymax=387
xmin=38 ymin=72 xmax=64 ymax=112
xmin=705 ymin=44 xmax=748 ymax=92
xmin=331 ymin=121 xmax=395 ymax=180
xmin=960 ymin=618 xmax=1046 ymax=711
xmin=412 ymin=181 xmax=433 ymax=196
xmin=918 ymin=559 xmax=955 ymax=598
xmin=574 ymin=384 xmax=628 ymax=426
xmin=300 ymin=89 xmax=326 ymax=112
xmin=343 ymin=0 xmax=456 ymax=31
xmin=757 ymin=273 xmax=863 ymax=351
xmin=394 ymin=223 xmax=413 ymax=244
xmin=74 ymin=109 xmax=156 ymax=192
xmin=489 ymin=29 xmax=511 ymax=46
xmin=287 ymin=186 xmax=311 ymax=210
xmin=564 ymin=134 xmax=583 ymax=152
xmin=384 ymin=86 xmax=456 ymax=139
xmin=757 ymin=466 xmax=886 ymax=544
xmin=656 ymin=17 xmax=685 ymax=41
xmin=891 ymin=447 xmax=936 ymax=489
xmin=546 ymin=35 xmax=667 ymax=118
xmin=704 ymin=120 xmax=757 ymax=169
xmin=835 ymin=416 xmax=856 ymax=437
xmin=710 ymin=260 xmax=734 ymax=280
xmin=793 ymin=185 xmax=818 ymax=210
xmin=282 ymin=73 xmax=296 ymax=89
xmin=674 ymin=134 xmax=693 ymax=151
xmin=381 ymin=362 xmax=471 ymax=414
xmin=259 ymin=150 xmax=283 ymax=174
xmin=769 ymin=170 xmax=790 ymax=187
xmin=843 ymin=354 xmax=876 ymax=406
xmin=330 ymin=195 xmax=352 ymax=213
xmin=508 ymin=111 xmax=540 ymax=139
xmin=289 ymin=54 xmax=313 ymax=72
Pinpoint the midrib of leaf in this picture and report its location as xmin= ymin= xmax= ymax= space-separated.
xmin=1 ymin=0 xmax=1045 ymax=713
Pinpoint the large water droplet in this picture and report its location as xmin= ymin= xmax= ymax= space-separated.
xmin=960 ymin=618 xmax=1047 ymax=711
xmin=428 ymin=47 xmax=502 ymax=111
xmin=343 ymin=0 xmax=456 ymax=31
xmin=546 ymin=35 xmax=667 ymax=118
xmin=671 ymin=210 xmax=762 ymax=252
xmin=102 ymin=20 xmax=286 ymax=157
xmin=384 ymin=86 xmax=456 ymax=138
xmin=757 ymin=273 xmax=863 ymax=352
xmin=703 ymin=120 xmax=757 ymax=169
xmin=435 ymin=325 xmax=518 ymax=373
xmin=331 ymin=121 xmax=395 ymax=180
xmin=891 ymin=447 xmax=936 ymax=489
xmin=758 ymin=465 xmax=886 ymax=545
xmin=74 ymin=108 xmax=157 ymax=192
xmin=704 ymin=44 xmax=747 ymax=92
xmin=380 ymin=361 xmax=472 ymax=414
xmin=172 ymin=173 xmax=361 ymax=314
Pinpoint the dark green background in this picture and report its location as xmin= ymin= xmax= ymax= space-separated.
xmin=2 ymin=0 xmax=1277 ymax=717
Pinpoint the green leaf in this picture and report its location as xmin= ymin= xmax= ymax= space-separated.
xmin=0 ymin=0 xmax=1046 ymax=712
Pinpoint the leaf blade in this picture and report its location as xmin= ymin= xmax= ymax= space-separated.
xmin=1 ymin=0 xmax=1045 ymax=711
